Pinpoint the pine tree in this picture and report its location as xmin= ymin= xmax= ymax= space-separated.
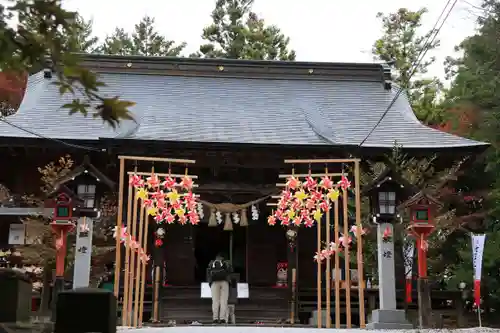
xmin=194 ymin=0 xmax=295 ymax=60
xmin=99 ymin=16 xmax=186 ymax=56
xmin=373 ymin=8 xmax=444 ymax=125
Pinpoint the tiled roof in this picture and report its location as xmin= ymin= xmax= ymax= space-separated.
xmin=0 ymin=56 xmax=488 ymax=149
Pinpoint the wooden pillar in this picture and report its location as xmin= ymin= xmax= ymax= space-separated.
xmin=286 ymin=227 xmax=298 ymax=323
xmin=152 ymin=238 xmax=165 ymax=323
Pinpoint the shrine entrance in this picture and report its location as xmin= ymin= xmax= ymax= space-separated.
xmin=193 ymin=224 xmax=229 ymax=282
xmin=192 ymin=223 xmax=247 ymax=283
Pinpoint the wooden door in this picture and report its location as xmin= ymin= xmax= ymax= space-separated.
xmin=164 ymin=224 xmax=195 ymax=285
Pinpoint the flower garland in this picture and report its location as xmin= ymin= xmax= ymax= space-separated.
xmin=382 ymin=226 xmax=392 ymax=243
xmin=314 ymin=225 xmax=367 ymax=262
xmin=267 ymin=174 xmax=351 ymax=227
xmin=113 ymin=226 xmax=150 ymax=263
xmin=129 ymin=172 xmax=199 ymax=248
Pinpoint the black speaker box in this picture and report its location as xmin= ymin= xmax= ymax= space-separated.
xmin=54 ymin=288 xmax=116 ymax=333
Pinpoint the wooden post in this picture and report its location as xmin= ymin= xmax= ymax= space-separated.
xmin=354 ymin=160 xmax=366 ymax=328
xmin=121 ymin=182 xmax=134 ymax=327
xmin=114 ymin=158 xmax=125 ymax=298
xmin=343 ymin=186 xmax=351 ymax=328
xmin=138 ymin=209 xmax=150 ymax=327
xmin=325 ymin=172 xmax=331 ymax=329
xmin=317 ymin=209 xmax=322 ymax=328
xmin=133 ymin=203 xmax=146 ymax=327
xmin=334 ymin=200 xmax=341 ymax=328
xmin=153 ymin=267 xmax=160 ymax=322
xmin=127 ymin=193 xmax=139 ymax=326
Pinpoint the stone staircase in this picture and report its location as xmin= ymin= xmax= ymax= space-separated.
xmin=161 ymin=285 xmax=290 ymax=324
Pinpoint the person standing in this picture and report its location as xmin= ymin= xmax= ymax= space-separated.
xmin=207 ymin=253 xmax=232 ymax=324
xmin=227 ymin=275 xmax=238 ymax=324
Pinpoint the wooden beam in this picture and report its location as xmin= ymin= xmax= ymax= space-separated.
xmin=118 ymin=155 xmax=196 ymax=164
xmin=284 ymin=158 xmax=360 ymax=164
xmin=278 ymin=173 xmax=343 ymax=178
xmin=127 ymin=171 xmax=198 ymax=179
xmin=0 ymin=207 xmax=52 ymax=216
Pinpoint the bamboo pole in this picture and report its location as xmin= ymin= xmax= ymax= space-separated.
xmin=153 ymin=266 xmax=160 ymax=322
xmin=354 ymin=160 xmax=366 ymax=328
xmin=119 ymin=155 xmax=195 ymax=164
xmin=114 ymin=158 xmax=125 ymax=298
xmin=138 ymin=207 xmax=150 ymax=327
xmin=290 ymin=268 xmax=296 ymax=324
xmin=127 ymin=191 xmax=139 ymax=326
xmin=326 ymin=199 xmax=331 ymax=328
xmin=127 ymin=171 xmax=198 ymax=179
xmin=317 ymin=209 xmax=322 ymax=328
xmin=278 ymin=173 xmax=342 ymax=178
xmin=334 ymin=200 xmax=341 ymax=328
xmin=325 ymin=166 xmax=331 ymax=329
xmin=133 ymin=203 xmax=146 ymax=327
xmin=284 ymin=159 xmax=360 ymax=164
xmin=343 ymin=186 xmax=352 ymax=328
xmin=121 ymin=179 xmax=134 ymax=327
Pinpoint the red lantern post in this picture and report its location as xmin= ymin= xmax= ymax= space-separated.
xmin=47 ymin=192 xmax=76 ymax=318
xmin=403 ymin=192 xmax=442 ymax=328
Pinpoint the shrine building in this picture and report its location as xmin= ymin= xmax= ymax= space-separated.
xmin=0 ymin=54 xmax=488 ymax=325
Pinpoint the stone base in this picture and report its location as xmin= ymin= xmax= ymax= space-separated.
xmin=308 ymin=310 xmax=330 ymax=327
xmin=366 ymin=309 xmax=413 ymax=330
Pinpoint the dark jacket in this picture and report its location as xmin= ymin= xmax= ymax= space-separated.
xmin=207 ymin=259 xmax=232 ymax=284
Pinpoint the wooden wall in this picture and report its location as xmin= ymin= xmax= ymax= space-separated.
xmin=247 ymin=222 xmax=287 ymax=286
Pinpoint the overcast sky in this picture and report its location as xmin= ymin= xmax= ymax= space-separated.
xmin=64 ymin=0 xmax=483 ymax=81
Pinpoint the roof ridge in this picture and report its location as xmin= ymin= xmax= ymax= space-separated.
xmin=77 ymin=53 xmax=390 ymax=83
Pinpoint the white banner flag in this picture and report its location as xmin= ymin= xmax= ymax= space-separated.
xmin=403 ymin=239 xmax=415 ymax=279
xmin=472 ymin=234 xmax=486 ymax=281
xmin=403 ymin=238 xmax=415 ymax=303
xmin=471 ymin=233 xmax=486 ymax=307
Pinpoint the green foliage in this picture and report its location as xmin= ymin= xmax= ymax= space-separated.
xmin=194 ymin=0 xmax=295 ymax=60
xmin=0 ymin=0 xmax=134 ymax=127
xmin=98 ymin=15 xmax=186 ymax=56
xmin=373 ymin=8 xmax=444 ymax=125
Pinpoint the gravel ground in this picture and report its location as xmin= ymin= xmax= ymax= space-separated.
xmin=117 ymin=327 xmax=500 ymax=333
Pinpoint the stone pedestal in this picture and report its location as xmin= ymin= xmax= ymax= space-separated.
xmin=309 ymin=309 xmax=330 ymax=327
xmin=367 ymin=309 xmax=413 ymax=329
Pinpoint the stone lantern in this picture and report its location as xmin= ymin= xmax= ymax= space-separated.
xmin=364 ymin=168 xmax=415 ymax=329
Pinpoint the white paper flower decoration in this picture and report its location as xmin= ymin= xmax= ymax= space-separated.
xmin=156 ymin=227 xmax=165 ymax=237
xmin=232 ymin=212 xmax=240 ymax=224
xmin=197 ymin=202 xmax=204 ymax=219
xmin=215 ymin=211 xmax=222 ymax=224
xmin=251 ymin=205 xmax=259 ymax=220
